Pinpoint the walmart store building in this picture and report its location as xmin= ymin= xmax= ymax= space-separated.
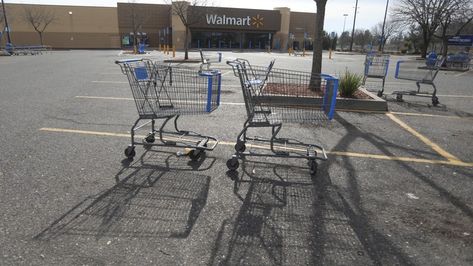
xmin=2 ymin=2 xmax=316 ymax=50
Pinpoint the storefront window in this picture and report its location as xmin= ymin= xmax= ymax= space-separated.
xmin=122 ymin=32 xmax=149 ymax=47
xmin=191 ymin=31 xmax=273 ymax=49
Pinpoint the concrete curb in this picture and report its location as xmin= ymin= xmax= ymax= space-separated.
xmin=335 ymin=87 xmax=388 ymax=112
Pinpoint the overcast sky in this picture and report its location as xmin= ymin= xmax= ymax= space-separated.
xmin=7 ymin=0 xmax=390 ymax=34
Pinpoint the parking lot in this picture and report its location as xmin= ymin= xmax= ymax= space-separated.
xmin=0 ymin=50 xmax=472 ymax=265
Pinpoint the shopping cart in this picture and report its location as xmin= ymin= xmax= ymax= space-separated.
xmin=393 ymin=57 xmax=444 ymax=106
xmin=362 ymin=53 xmax=390 ymax=97
xmin=226 ymin=58 xmax=338 ymax=177
xmin=115 ymin=58 xmax=221 ymax=160
xmin=199 ymin=49 xmax=222 ymax=70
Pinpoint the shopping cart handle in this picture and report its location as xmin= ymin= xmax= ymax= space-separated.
xmin=321 ymin=148 xmax=328 ymax=160
xmin=226 ymin=60 xmax=240 ymax=67
xmin=115 ymin=58 xmax=143 ymax=64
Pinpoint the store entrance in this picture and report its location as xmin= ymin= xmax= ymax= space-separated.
xmin=191 ymin=30 xmax=274 ymax=49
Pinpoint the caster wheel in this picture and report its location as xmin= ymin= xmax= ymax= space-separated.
xmin=226 ymin=157 xmax=240 ymax=171
xmin=377 ymin=91 xmax=383 ymax=97
xmin=234 ymin=141 xmax=246 ymax=153
xmin=309 ymin=160 xmax=318 ymax=177
xmin=189 ymin=149 xmax=203 ymax=161
xmin=396 ymin=94 xmax=403 ymax=102
xmin=145 ymin=133 xmax=155 ymax=143
xmin=432 ymin=96 xmax=439 ymax=106
xmin=124 ymin=146 xmax=136 ymax=159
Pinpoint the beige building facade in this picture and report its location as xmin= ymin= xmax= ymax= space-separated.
xmin=1 ymin=2 xmax=316 ymax=50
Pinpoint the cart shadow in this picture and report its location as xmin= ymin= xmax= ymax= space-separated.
xmin=34 ymin=150 xmax=214 ymax=241
xmin=333 ymin=112 xmax=473 ymax=221
xmin=210 ymin=159 xmax=414 ymax=265
xmin=387 ymin=97 xmax=473 ymax=118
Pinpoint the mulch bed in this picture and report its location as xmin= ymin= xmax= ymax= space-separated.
xmin=264 ymin=83 xmax=373 ymax=100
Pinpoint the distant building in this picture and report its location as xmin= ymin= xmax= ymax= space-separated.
xmin=1 ymin=2 xmax=316 ymax=50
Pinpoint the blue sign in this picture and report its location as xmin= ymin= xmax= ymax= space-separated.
xmin=447 ymin=35 xmax=473 ymax=47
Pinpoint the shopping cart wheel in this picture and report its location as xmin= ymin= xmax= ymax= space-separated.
xmin=234 ymin=141 xmax=246 ymax=153
xmin=377 ymin=91 xmax=383 ymax=97
xmin=124 ymin=146 xmax=136 ymax=159
xmin=145 ymin=133 xmax=155 ymax=143
xmin=189 ymin=149 xmax=203 ymax=161
xmin=226 ymin=157 xmax=240 ymax=171
xmin=432 ymin=96 xmax=439 ymax=106
xmin=309 ymin=160 xmax=318 ymax=177
xmin=396 ymin=94 xmax=403 ymax=102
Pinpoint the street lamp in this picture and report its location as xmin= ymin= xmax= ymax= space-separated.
xmin=349 ymin=0 xmax=359 ymax=52
xmin=68 ymin=11 xmax=74 ymax=41
xmin=342 ymin=14 xmax=348 ymax=51
xmin=342 ymin=14 xmax=348 ymax=34
xmin=379 ymin=0 xmax=390 ymax=52
xmin=1 ymin=0 xmax=12 ymax=45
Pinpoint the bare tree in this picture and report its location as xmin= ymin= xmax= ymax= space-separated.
xmin=339 ymin=31 xmax=350 ymax=51
xmin=23 ymin=7 xmax=56 ymax=45
xmin=353 ymin=29 xmax=373 ymax=51
xmin=127 ymin=0 xmax=147 ymax=53
xmin=310 ymin=0 xmax=327 ymax=91
xmin=168 ymin=0 xmax=208 ymax=60
xmin=372 ymin=20 xmax=399 ymax=48
xmin=392 ymin=0 xmax=450 ymax=58
xmin=433 ymin=0 xmax=473 ymax=59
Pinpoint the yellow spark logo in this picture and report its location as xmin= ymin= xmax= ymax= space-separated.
xmin=251 ymin=14 xmax=264 ymax=28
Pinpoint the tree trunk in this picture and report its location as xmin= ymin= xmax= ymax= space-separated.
xmin=184 ymin=26 xmax=189 ymax=60
xmin=39 ymin=32 xmax=43 ymax=46
xmin=310 ymin=1 xmax=326 ymax=91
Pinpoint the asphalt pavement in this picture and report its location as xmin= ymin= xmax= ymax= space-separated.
xmin=0 ymin=50 xmax=472 ymax=265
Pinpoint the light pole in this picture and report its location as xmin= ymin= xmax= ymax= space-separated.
xmin=349 ymin=0 xmax=359 ymax=52
xmin=342 ymin=14 xmax=348 ymax=51
xmin=379 ymin=0 xmax=390 ymax=52
xmin=68 ymin=11 xmax=74 ymax=41
xmin=1 ymin=0 xmax=12 ymax=45
xmin=342 ymin=14 xmax=348 ymax=33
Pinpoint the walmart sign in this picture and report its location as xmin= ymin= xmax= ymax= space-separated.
xmin=206 ymin=14 xmax=251 ymax=26
xmin=205 ymin=14 xmax=265 ymax=28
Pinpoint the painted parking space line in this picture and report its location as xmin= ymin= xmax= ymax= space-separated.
xmin=91 ymin=81 xmax=127 ymax=84
xmin=454 ymin=70 xmax=472 ymax=77
xmin=436 ymin=94 xmax=473 ymax=98
xmin=221 ymin=71 xmax=234 ymax=76
xmin=386 ymin=113 xmax=463 ymax=163
xmin=75 ymin=96 xmax=472 ymax=119
xmin=75 ymin=96 xmax=245 ymax=105
xmin=39 ymin=127 xmax=473 ymax=167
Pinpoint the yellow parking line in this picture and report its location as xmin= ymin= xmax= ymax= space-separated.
xmin=39 ymin=127 xmax=473 ymax=167
xmin=386 ymin=113 xmax=462 ymax=163
xmin=390 ymin=111 xmax=471 ymax=120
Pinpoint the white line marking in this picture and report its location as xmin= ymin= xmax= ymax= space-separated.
xmin=91 ymin=81 xmax=127 ymax=84
xmin=221 ymin=71 xmax=234 ymax=76
xmin=454 ymin=70 xmax=472 ymax=77
xmin=75 ymin=95 xmax=245 ymax=105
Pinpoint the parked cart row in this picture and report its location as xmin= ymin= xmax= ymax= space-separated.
xmin=363 ymin=53 xmax=444 ymax=106
xmin=116 ymin=57 xmax=339 ymax=177
xmin=5 ymin=44 xmax=52 ymax=55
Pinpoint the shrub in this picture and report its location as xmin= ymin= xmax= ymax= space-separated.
xmin=339 ymin=70 xmax=363 ymax=97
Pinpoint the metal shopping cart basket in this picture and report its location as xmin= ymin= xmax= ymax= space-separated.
xmin=116 ymin=58 xmax=221 ymax=160
xmin=362 ymin=53 xmax=390 ymax=97
xmin=226 ymin=58 xmax=338 ymax=177
xmin=200 ymin=49 xmax=222 ymax=71
xmin=393 ymin=57 xmax=444 ymax=106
